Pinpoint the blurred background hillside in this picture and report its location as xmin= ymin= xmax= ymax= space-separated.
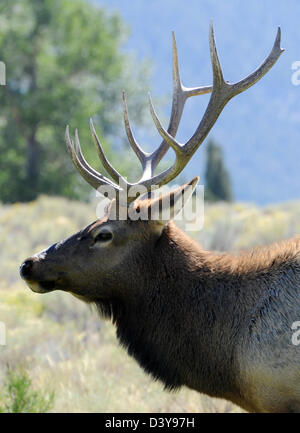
xmin=0 ymin=0 xmax=299 ymax=413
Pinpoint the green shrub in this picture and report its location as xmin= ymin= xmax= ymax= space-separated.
xmin=0 ymin=367 xmax=54 ymax=413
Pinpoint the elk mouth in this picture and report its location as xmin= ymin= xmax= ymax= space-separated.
xmin=25 ymin=279 xmax=57 ymax=294
xmin=19 ymin=259 xmax=64 ymax=293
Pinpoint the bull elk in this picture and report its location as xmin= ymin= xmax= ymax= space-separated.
xmin=20 ymin=24 xmax=300 ymax=413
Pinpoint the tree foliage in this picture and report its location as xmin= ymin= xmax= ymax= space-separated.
xmin=0 ymin=0 xmax=151 ymax=202
xmin=204 ymin=139 xmax=233 ymax=202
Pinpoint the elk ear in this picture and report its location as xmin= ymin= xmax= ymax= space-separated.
xmin=146 ymin=176 xmax=199 ymax=225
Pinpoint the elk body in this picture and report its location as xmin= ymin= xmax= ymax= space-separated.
xmin=20 ymin=24 xmax=300 ymax=413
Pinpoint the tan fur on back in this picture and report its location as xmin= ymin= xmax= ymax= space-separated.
xmin=203 ymin=236 xmax=300 ymax=276
xmin=166 ymin=221 xmax=300 ymax=278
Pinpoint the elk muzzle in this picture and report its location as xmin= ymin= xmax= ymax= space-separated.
xmin=20 ymin=252 xmax=59 ymax=294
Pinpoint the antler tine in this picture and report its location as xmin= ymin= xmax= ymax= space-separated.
xmin=65 ymin=126 xmax=122 ymax=191
xmin=66 ymin=126 xmax=103 ymax=182
xmin=122 ymin=91 xmax=155 ymax=182
xmin=209 ymin=23 xmax=225 ymax=87
xmin=74 ymin=129 xmax=120 ymax=187
xmin=65 ymin=126 xmax=106 ymax=190
xmin=122 ymin=91 xmax=150 ymax=165
xmin=230 ymin=26 xmax=284 ymax=95
xmin=90 ymin=118 xmax=126 ymax=184
xmin=149 ymin=22 xmax=284 ymax=176
xmin=172 ymin=30 xmax=213 ymax=97
xmin=150 ymin=31 xmax=213 ymax=171
xmin=73 ymin=128 xmax=107 ymax=180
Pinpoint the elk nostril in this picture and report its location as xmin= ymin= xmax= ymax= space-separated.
xmin=19 ymin=259 xmax=34 ymax=279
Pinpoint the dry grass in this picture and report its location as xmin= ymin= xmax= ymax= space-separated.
xmin=0 ymin=195 xmax=299 ymax=412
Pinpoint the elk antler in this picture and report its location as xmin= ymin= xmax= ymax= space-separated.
xmin=66 ymin=31 xmax=212 ymax=200
xmin=66 ymin=22 xmax=284 ymax=203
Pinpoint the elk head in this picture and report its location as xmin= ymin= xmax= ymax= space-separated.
xmin=20 ymin=23 xmax=284 ymax=304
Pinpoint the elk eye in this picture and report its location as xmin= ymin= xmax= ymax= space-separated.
xmin=94 ymin=230 xmax=113 ymax=243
